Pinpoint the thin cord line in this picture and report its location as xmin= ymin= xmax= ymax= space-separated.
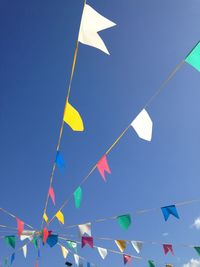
xmin=0 ymin=208 xmax=34 ymax=230
xmin=47 ymin=59 xmax=184 ymax=226
xmin=40 ymin=0 xmax=85 ymax=228
xmin=60 ymin=198 xmax=200 ymax=229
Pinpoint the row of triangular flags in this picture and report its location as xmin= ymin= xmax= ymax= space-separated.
xmin=44 ymin=203 xmax=180 ymax=226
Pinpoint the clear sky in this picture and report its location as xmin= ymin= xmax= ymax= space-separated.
xmin=1 ymin=0 xmax=200 ymax=266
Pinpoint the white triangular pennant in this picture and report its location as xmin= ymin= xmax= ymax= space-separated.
xmin=131 ymin=109 xmax=153 ymax=141
xmin=131 ymin=241 xmax=143 ymax=254
xmin=61 ymin=245 xmax=69 ymax=259
xmin=97 ymin=247 xmax=108 ymax=260
xmin=20 ymin=230 xmax=35 ymax=241
xmin=22 ymin=245 xmax=27 ymax=258
xmin=78 ymin=4 xmax=116 ymax=55
xmin=78 ymin=223 xmax=91 ymax=237
xmin=74 ymin=254 xmax=80 ymax=266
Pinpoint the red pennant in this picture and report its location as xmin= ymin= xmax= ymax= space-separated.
xmin=163 ymin=244 xmax=174 ymax=255
xmin=81 ymin=236 xmax=94 ymax=248
xmin=97 ymin=155 xmax=111 ymax=181
xmin=123 ymin=254 xmax=131 ymax=265
xmin=48 ymin=186 xmax=56 ymax=205
xmin=43 ymin=227 xmax=49 ymax=244
xmin=35 ymin=260 xmax=39 ymax=267
xmin=16 ymin=218 xmax=24 ymax=236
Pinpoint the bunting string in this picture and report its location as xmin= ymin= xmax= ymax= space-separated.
xmin=0 ymin=207 xmax=34 ymax=230
xmin=41 ymin=0 xmax=86 ymax=228
xmin=58 ymin=198 xmax=200 ymax=229
xmin=46 ymin=57 xmax=187 ymax=227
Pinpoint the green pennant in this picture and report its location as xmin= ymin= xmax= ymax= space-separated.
xmin=74 ymin=186 xmax=82 ymax=209
xmin=185 ymin=42 xmax=200 ymax=72
xmin=194 ymin=247 xmax=200 ymax=256
xmin=4 ymin=236 xmax=16 ymax=249
xmin=117 ymin=214 xmax=131 ymax=230
xmin=148 ymin=260 xmax=155 ymax=267
xmin=31 ymin=237 xmax=38 ymax=249
xmin=67 ymin=241 xmax=77 ymax=252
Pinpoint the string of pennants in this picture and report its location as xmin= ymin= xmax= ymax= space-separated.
xmin=41 ymin=16 xmax=200 ymax=227
xmin=3 ymin=228 xmax=200 ymax=267
xmin=2 ymin=0 xmax=200 ymax=266
xmin=40 ymin=0 xmax=200 ymax=227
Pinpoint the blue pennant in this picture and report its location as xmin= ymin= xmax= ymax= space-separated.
xmin=161 ymin=205 xmax=179 ymax=221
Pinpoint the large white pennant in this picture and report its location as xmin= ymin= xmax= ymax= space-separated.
xmin=78 ymin=4 xmax=116 ymax=54
xmin=97 ymin=247 xmax=108 ymax=260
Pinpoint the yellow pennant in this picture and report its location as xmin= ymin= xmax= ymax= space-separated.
xmin=115 ymin=240 xmax=126 ymax=252
xmin=43 ymin=212 xmax=48 ymax=223
xmin=63 ymin=102 xmax=84 ymax=132
xmin=56 ymin=210 xmax=65 ymax=224
xmin=61 ymin=245 xmax=69 ymax=259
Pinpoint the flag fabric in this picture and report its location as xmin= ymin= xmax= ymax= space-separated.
xmin=32 ymin=237 xmax=38 ymax=249
xmin=20 ymin=230 xmax=35 ymax=241
xmin=16 ymin=218 xmax=24 ymax=236
xmin=22 ymin=245 xmax=27 ymax=258
xmin=148 ymin=260 xmax=155 ymax=267
xmin=67 ymin=241 xmax=77 ymax=252
xmin=78 ymin=223 xmax=91 ymax=237
xmin=55 ymin=210 xmax=65 ymax=224
xmin=185 ymin=42 xmax=200 ymax=72
xmin=115 ymin=240 xmax=126 ymax=252
xmin=55 ymin=151 xmax=65 ymax=170
xmin=61 ymin=246 xmax=69 ymax=259
xmin=5 ymin=236 xmax=16 ymax=249
xmin=65 ymin=262 xmax=72 ymax=266
xmin=97 ymin=155 xmax=111 ymax=181
xmin=194 ymin=247 xmax=200 ymax=256
xmin=131 ymin=109 xmax=153 ymax=141
xmin=46 ymin=234 xmax=58 ymax=247
xmin=87 ymin=263 xmax=91 ymax=267
xmin=42 ymin=227 xmax=49 ymax=244
xmin=161 ymin=205 xmax=179 ymax=221
xmin=123 ymin=254 xmax=131 ymax=265
xmin=74 ymin=254 xmax=80 ymax=266
xmin=64 ymin=102 xmax=84 ymax=131
xmin=78 ymin=4 xmax=116 ymax=55
xmin=117 ymin=214 xmax=131 ymax=230
xmin=166 ymin=265 xmax=173 ymax=267
xmin=82 ymin=236 xmax=94 ymax=248
xmin=10 ymin=253 xmax=15 ymax=265
xmin=49 ymin=186 xmax=56 ymax=205
xmin=43 ymin=212 xmax=48 ymax=223
xmin=74 ymin=187 xmax=82 ymax=209
xmin=163 ymin=244 xmax=174 ymax=255
xmin=131 ymin=241 xmax=143 ymax=254
xmin=97 ymin=247 xmax=108 ymax=260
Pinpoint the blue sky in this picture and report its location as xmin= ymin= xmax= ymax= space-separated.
xmin=1 ymin=0 xmax=200 ymax=266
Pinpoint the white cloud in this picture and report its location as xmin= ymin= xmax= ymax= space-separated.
xmin=182 ymin=259 xmax=200 ymax=267
xmin=192 ymin=217 xmax=200 ymax=230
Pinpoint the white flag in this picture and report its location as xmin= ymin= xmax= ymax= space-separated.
xmin=22 ymin=245 xmax=27 ymax=258
xmin=61 ymin=245 xmax=69 ymax=259
xmin=20 ymin=230 xmax=35 ymax=241
xmin=78 ymin=222 xmax=91 ymax=237
xmin=74 ymin=254 xmax=80 ymax=266
xmin=78 ymin=4 xmax=116 ymax=54
xmin=97 ymin=247 xmax=108 ymax=259
xmin=131 ymin=109 xmax=153 ymax=141
xmin=131 ymin=241 xmax=143 ymax=254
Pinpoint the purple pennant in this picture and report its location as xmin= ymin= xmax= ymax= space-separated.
xmin=81 ymin=236 xmax=94 ymax=248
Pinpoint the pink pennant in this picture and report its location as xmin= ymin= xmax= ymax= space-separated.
xmin=163 ymin=244 xmax=174 ymax=255
xmin=97 ymin=155 xmax=111 ymax=181
xmin=16 ymin=218 xmax=24 ymax=236
xmin=124 ymin=254 xmax=131 ymax=265
xmin=48 ymin=186 xmax=56 ymax=205
xmin=43 ymin=227 xmax=49 ymax=244
xmin=81 ymin=236 xmax=94 ymax=248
